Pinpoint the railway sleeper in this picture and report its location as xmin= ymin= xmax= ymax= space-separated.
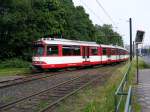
xmin=49 ymin=94 xmax=65 ymax=98
xmin=52 ymin=86 xmax=72 ymax=91
xmin=51 ymin=90 xmax=71 ymax=95
xmin=54 ymin=88 xmax=70 ymax=91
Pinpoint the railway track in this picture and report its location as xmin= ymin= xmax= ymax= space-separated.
xmin=0 ymin=65 xmax=106 ymax=89
xmin=0 ymin=73 xmax=103 ymax=112
xmin=0 ymin=66 xmax=106 ymax=105
xmin=0 ymin=68 xmax=80 ymax=89
xmin=39 ymin=75 xmax=103 ymax=112
xmin=0 ymin=63 xmax=124 ymax=112
xmin=0 ymin=72 xmax=58 ymax=89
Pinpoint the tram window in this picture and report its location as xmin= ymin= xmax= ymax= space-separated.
xmin=103 ymin=48 xmax=107 ymax=55
xmin=47 ymin=45 xmax=58 ymax=56
xmin=118 ymin=49 xmax=120 ymax=55
xmin=124 ymin=51 xmax=126 ymax=55
xmin=119 ymin=49 xmax=121 ymax=55
xmin=122 ymin=50 xmax=124 ymax=55
xmin=122 ymin=51 xmax=125 ymax=55
xmin=91 ymin=47 xmax=98 ymax=55
xmin=63 ymin=46 xmax=80 ymax=56
xmin=72 ymin=46 xmax=80 ymax=55
xmin=117 ymin=49 xmax=119 ymax=55
xmin=111 ymin=49 xmax=116 ymax=55
xmin=63 ymin=46 xmax=72 ymax=56
xmin=33 ymin=45 xmax=44 ymax=56
xmin=119 ymin=49 xmax=123 ymax=55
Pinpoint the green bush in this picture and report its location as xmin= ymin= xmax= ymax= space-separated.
xmin=0 ymin=58 xmax=31 ymax=68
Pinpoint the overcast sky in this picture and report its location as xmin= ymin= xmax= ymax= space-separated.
xmin=73 ymin=0 xmax=149 ymax=45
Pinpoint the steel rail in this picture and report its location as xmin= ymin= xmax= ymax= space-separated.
xmin=0 ymin=65 xmax=108 ymax=89
xmin=0 ymin=64 xmax=120 ymax=111
xmin=0 ymin=67 xmax=85 ymax=89
xmin=0 ymin=75 xmax=84 ymax=110
xmin=0 ymin=72 xmax=60 ymax=89
xmin=39 ymin=75 xmax=102 ymax=112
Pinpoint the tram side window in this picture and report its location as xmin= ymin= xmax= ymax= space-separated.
xmin=119 ymin=49 xmax=121 ymax=55
xmin=122 ymin=50 xmax=124 ymax=55
xmin=116 ymin=49 xmax=119 ymax=55
xmin=63 ymin=46 xmax=80 ymax=56
xmin=119 ymin=49 xmax=123 ymax=55
xmin=103 ymin=48 xmax=107 ymax=55
xmin=111 ymin=49 xmax=116 ymax=55
xmin=63 ymin=46 xmax=72 ymax=56
xmin=47 ymin=45 xmax=58 ymax=56
xmin=122 ymin=50 xmax=125 ymax=55
xmin=72 ymin=46 xmax=80 ymax=55
xmin=91 ymin=47 xmax=98 ymax=55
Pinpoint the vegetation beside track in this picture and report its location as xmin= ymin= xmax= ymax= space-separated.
xmin=0 ymin=58 xmax=31 ymax=76
xmin=52 ymin=59 xmax=145 ymax=112
xmin=1 ymin=0 xmax=123 ymax=61
xmin=0 ymin=68 xmax=30 ymax=77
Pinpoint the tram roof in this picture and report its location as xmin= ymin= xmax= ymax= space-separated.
xmin=36 ymin=38 xmax=128 ymax=51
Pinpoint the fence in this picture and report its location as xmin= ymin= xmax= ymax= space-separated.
xmin=114 ymin=63 xmax=132 ymax=112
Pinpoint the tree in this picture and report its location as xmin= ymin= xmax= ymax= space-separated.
xmin=94 ymin=24 xmax=123 ymax=46
xmin=0 ymin=0 xmax=95 ymax=60
xmin=0 ymin=0 xmax=124 ymax=60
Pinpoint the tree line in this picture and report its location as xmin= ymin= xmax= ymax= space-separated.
xmin=0 ymin=0 xmax=123 ymax=61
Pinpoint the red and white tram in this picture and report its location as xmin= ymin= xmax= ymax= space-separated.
xmin=32 ymin=38 xmax=129 ymax=69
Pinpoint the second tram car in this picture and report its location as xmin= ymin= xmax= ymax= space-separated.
xmin=32 ymin=38 xmax=129 ymax=69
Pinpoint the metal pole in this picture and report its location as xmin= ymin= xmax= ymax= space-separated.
xmin=129 ymin=18 xmax=132 ymax=61
xmin=114 ymin=95 xmax=117 ymax=112
xmin=136 ymin=44 xmax=139 ymax=84
xmin=133 ymin=41 xmax=135 ymax=58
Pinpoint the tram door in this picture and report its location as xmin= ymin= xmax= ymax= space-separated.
xmin=82 ymin=46 xmax=90 ymax=62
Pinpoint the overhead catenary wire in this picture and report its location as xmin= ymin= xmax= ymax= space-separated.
xmin=95 ymin=0 xmax=126 ymax=35
xmin=95 ymin=0 xmax=116 ymax=26
xmin=76 ymin=0 xmax=122 ymax=34
xmin=77 ymin=0 xmax=105 ymax=25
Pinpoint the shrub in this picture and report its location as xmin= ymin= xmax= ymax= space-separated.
xmin=0 ymin=58 xmax=31 ymax=68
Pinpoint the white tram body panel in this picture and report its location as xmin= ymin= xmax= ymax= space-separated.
xmin=32 ymin=38 xmax=129 ymax=69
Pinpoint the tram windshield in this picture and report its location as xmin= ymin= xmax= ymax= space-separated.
xmin=33 ymin=45 xmax=44 ymax=56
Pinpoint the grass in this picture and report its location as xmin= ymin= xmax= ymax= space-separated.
xmin=0 ymin=58 xmax=31 ymax=68
xmin=0 ymin=68 xmax=31 ymax=77
xmin=143 ymin=62 xmax=150 ymax=68
xmin=52 ymin=59 xmax=145 ymax=112
xmin=0 ymin=58 xmax=31 ymax=76
xmin=34 ymin=100 xmax=49 ymax=112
